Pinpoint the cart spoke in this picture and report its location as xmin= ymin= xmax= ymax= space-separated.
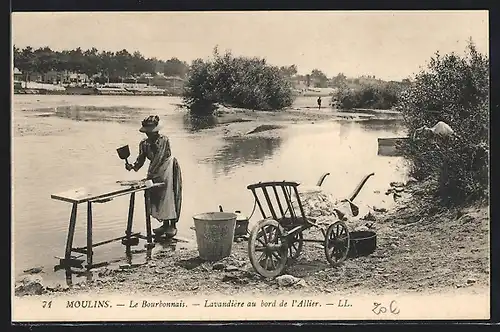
xmin=262 ymin=227 xmax=269 ymax=244
xmin=264 ymin=255 xmax=271 ymax=270
xmin=328 ymin=246 xmax=335 ymax=259
xmin=249 ymin=219 xmax=288 ymax=278
xmin=258 ymin=252 xmax=266 ymax=264
xmin=266 ymin=227 xmax=273 ymax=243
xmin=269 ymin=227 xmax=278 ymax=243
xmin=330 ymin=229 xmax=336 ymax=240
xmin=257 ymin=230 xmax=267 ymax=244
xmin=271 ymin=251 xmax=281 ymax=261
xmin=269 ymin=255 xmax=277 ymax=269
xmin=260 ymin=255 xmax=268 ymax=269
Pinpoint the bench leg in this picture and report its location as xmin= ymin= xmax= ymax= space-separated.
xmin=144 ymin=190 xmax=154 ymax=248
xmin=86 ymin=201 xmax=93 ymax=269
xmin=64 ymin=203 xmax=78 ymax=262
xmin=65 ymin=268 xmax=73 ymax=287
xmin=126 ymin=192 xmax=136 ymax=237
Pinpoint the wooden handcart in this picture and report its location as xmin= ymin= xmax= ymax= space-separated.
xmin=246 ymin=172 xmax=374 ymax=278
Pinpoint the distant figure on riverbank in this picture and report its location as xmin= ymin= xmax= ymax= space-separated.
xmin=317 ymin=97 xmax=322 ymax=110
xmin=126 ymin=115 xmax=183 ymax=238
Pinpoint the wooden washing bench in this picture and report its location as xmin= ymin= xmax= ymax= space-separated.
xmin=51 ymin=181 xmax=165 ymax=270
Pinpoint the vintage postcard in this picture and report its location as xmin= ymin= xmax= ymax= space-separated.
xmin=11 ymin=10 xmax=490 ymax=322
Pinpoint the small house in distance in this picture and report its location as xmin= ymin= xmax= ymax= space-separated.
xmin=13 ymin=67 xmax=23 ymax=81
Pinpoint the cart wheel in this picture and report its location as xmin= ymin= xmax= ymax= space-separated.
xmin=248 ymin=219 xmax=288 ymax=278
xmin=324 ymin=221 xmax=350 ymax=267
xmin=287 ymin=231 xmax=303 ymax=261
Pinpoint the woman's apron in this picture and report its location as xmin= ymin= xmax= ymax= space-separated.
xmin=146 ymin=137 xmax=182 ymax=222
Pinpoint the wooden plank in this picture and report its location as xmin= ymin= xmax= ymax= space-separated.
xmin=73 ymin=232 xmax=141 ymax=250
xmin=377 ymin=137 xmax=408 ymax=157
xmin=51 ymin=182 xmax=165 ymax=204
xmin=51 ymin=183 xmax=137 ymax=204
xmin=378 ymin=146 xmax=402 ymax=157
xmin=377 ymin=137 xmax=409 ymax=146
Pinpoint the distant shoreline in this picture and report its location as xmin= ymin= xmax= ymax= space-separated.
xmin=14 ymin=87 xmax=184 ymax=97
xmin=14 ymin=86 xmax=334 ymax=98
xmin=13 ymin=90 xmax=333 ymax=98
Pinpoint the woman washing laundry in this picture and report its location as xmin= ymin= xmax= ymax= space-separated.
xmin=126 ymin=115 xmax=182 ymax=238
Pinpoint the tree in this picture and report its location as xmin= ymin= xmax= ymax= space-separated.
xmin=163 ymin=58 xmax=189 ymax=78
xmin=397 ymin=39 xmax=489 ymax=205
xmin=11 ymin=45 xmax=199 ymax=85
xmin=278 ymin=65 xmax=298 ymax=78
xmin=115 ymin=49 xmax=133 ymax=79
xmin=310 ymin=69 xmax=328 ymax=88
xmin=14 ymin=46 xmax=36 ymax=87
xmin=67 ymin=47 xmax=85 ymax=74
xmin=331 ymin=73 xmax=347 ymax=88
xmin=402 ymin=78 xmax=411 ymax=85
xmin=83 ymin=48 xmax=102 ymax=80
xmin=183 ymin=48 xmax=294 ymax=114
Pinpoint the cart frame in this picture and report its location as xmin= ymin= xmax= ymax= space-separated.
xmin=246 ymin=172 xmax=374 ymax=278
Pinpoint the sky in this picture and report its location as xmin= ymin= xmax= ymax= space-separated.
xmin=11 ymin=11 xmax=489 ymax=81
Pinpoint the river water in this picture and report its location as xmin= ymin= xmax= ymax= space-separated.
xmin=12 ymin=95 xmax=408 ymax=285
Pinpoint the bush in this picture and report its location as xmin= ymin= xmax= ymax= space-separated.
xmin=182 ymin=47 xmax=294 ymax=115
xmin=396 ymin=40 xmax=489 ymax=206
xmin=334 ymin=80 xmax=407 ymax=110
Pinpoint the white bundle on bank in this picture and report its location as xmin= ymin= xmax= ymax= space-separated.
xmin=291 ymin=186 xmax=354 ymax=224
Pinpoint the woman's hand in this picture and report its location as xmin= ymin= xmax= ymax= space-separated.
xmin=125 ymin=163 xmax=134 ymax=171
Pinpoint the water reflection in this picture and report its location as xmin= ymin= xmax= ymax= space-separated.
xmin=125 ymin=246 xmax=153 ymax=264
xmin=338 ymin=121 xmax=355 ymax=143
xmin=55 ymin=244 xmax=154 ymax=288
xmin=26 ymin=105 xmax=144 ymax=123
xmin=207 ymin=136 xmax=284 ymax=176
xmin=358 ymin=118 xmax=404 ymax=135
xmin=182 ymin=113 xmax=217 ymax=132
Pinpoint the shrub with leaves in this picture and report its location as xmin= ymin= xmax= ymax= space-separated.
xmin=183 ymin=47 xmax=294 ymax=115
xmin=396 ymin=40 xmax=489 ymax=206
xmin=334 ymin=80 xmax=407 ymax=110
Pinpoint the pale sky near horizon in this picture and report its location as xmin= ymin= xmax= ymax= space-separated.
xmin=11 ymin=11 xmax=489 ymax=81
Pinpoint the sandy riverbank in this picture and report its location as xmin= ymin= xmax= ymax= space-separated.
xmin=14 ymin=100 xmax=402 ymax=139
xmin=14 ymin=179 xmax=489 ymax=299
xmin=189 ymin=104 xmax=403 ymax=139
xmin=13 ymin=102 xmax=488 ymax=301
